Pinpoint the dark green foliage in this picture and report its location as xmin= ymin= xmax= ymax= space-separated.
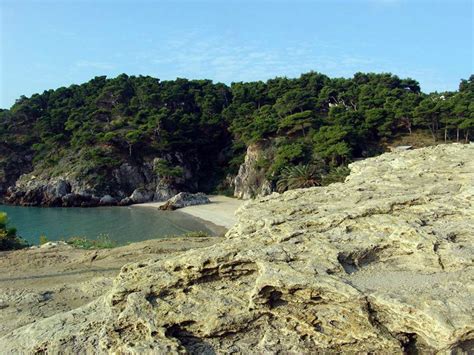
xmin=276 ymin=164 xmax=324 ymax=192
xmin=66 ymin=234 xmax=116 ymax=249
xmin=270 ymin=140 xmax=310 ymax=176
xmin=1 ymin=75 xmax=232 ymax=193
xmin=176 ymin=231 xmax=212 ymax=238
xmin=0 ymin=212 xmax=29 ymax=250
xmin=226 ymin=72 xmax=472 ymax=187
xmin=1 ymin=71 xmax=472 ymax=197
xmin=154 ymin=160 xmax=184 ymax=181
xmin=321 ymin=166 xmax=351 ymax=186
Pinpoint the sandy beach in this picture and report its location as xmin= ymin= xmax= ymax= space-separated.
xmin=134 ymin=195 xmax=245 ymax=230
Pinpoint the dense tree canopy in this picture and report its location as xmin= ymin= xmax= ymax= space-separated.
xmin=0 ymin=72 xmax=472 ymax=194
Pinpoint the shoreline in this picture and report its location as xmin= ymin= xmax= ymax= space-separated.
xmin=132 ymin=195 xmax=244 ymax=233
xmin=0 ymin=196 xmax=244 ymax=244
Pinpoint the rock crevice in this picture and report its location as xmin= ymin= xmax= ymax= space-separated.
xmin=1 ymin=144 xmax=473 ymax=353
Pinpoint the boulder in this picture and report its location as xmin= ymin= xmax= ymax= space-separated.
xmin=61 ymin=193 xmax=77 ymax=206
xmin=159 ymin=192 xmax=210 ymax=210
xmin=153 ymin=185 xmax=178 ymax=202
xmin=129 ymin=188 xmax=154 ymax=204
xmin=44 ymin=180 xmax=71 ymax=206
xmin=158 ymin=200 xmax=177 ymax=211
xmin=44 ymin=180 xmax=71 ymax=200
xmin=1 ymin=144 xmax=473 ymax=353
xmin=118 ymin=197 xmax=132 ymax=206
xmin=39 ymin=241 xmax=71 ymax=249
xmin=99 ymin=195 xmax=118 ymax=206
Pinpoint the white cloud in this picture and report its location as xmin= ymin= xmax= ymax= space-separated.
xmin=75 ymin=60 xmax=116 ymax=70
xmin=142 ymin=32 xmax=383 ymax=84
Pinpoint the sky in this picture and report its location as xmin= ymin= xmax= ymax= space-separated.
xmin=0 ymin=0 xmax=472 ymax=109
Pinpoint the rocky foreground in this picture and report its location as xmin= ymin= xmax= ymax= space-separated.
xmin=0 ymin=238 xmax=221 ymax=340
xmin=1 ymin=144 xmax=473 ymax=353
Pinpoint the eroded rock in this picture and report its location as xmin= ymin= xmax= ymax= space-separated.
xmin=1 ymin=144 xmax=473 ymax=353
xmin=159 ymin=192 xmax=211 ymax=211
xmin=234 ymin=140 xmax=274 ymax=199
xmin=129 ymin=188 xmax=155 ymax=204
xmin=99 ymin=195 xmax=118 ymax=206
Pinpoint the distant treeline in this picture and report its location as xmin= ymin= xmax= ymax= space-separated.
xmin=0 ymin=71 xmax=472 ymax=192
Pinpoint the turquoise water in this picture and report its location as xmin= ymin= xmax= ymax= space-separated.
xmin=0 ymin=204 xmax=214 ymax=245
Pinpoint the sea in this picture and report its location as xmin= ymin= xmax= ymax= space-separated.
xmin=0 ymin=204 xmax=214 ymax=246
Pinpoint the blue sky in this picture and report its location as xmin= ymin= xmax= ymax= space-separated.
xmin=0 ymin=0 xmax=472 ymax=108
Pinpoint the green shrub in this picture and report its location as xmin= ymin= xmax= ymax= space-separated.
xmin=181 ymin=231 xmax=212 ymax=238
xmin=276 ymin=164 xmax=324 ymax=193
xmin=39 ymin=235 xmax=49 ymax=245
xmin=154 ymin=160 xmax=184 ymax=179
xmin=66 ymin=233 xmax=116 ymax=249
xmin=0 ymin=212 xmax=29 ymax=251
xmin=321 ymin=166 xmax=351 ymax=185
xmin=163 ymin=231 xmax=212 ymax=239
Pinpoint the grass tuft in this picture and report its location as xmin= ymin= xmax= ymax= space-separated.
xmin=66 ymin=233 xmax=116 ymax=249
xmin=175 ymin=231 xmax=212 ymax=238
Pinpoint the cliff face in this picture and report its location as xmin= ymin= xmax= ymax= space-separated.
xmin=233 ymin=141 xmax=273 ymax=199
xmin=2 ymin=154 xmax=200 ymax=207
xmin=1 ymin=144 xmax=473 ymax=353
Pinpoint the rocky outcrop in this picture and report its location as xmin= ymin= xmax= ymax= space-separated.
xmin=234 ymin=140 xmax=274 ymax=199
xmin=4 ymin=176 xmax=103 ymax=207
xmin=1 ymin=144 xmax=473 ymax=353
xmin=2 ymin=154 xmax=195 ymax=207
xmin=99 ymin=195 xmax=118 ymax=206
xmin=128 ymin=188 xmax=154 ymax=204
xmin=159 ymin=192 xmax=211 ymax=211
xmin=0 ymin=237 xmax=222 ymax=339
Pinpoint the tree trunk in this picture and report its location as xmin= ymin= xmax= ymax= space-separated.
xmin=456 ymin=128 xmax=460 ymax=142
xmin=444 ymin=127 xmax=448 ymax=142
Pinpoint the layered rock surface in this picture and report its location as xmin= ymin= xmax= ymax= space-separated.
xmin=233 ymin=141 xmax=273 ymax=199
xmin=159 ymin=192 xmax=211 ymax=211
xmin=1 ymin=144 xmax=473 ymax=353
xmin=2 ymin=155 xmax=195 ymax=207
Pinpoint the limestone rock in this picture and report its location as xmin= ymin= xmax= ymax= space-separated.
xmin=129 ymin=188 xmax=154 ymax=204
xmin=234 ymin=140 xmax=274 ymax=199
xmin=118 ymin=197 xmax=132 ymax=206
xmin=44 ymin=179 xmax=71 ymax=201
xmin=153 ymin=184 xmax=178 ymax=202
xmin=38 ymin=241 xmax=71 ymax=249
xmin=1 ymin=144 xmax=473 ymax=353
xmin=2 ymin=154 xmax=194 ymax=207
xmin=159 ymin=192 xmax=210 ymax=210
xmin=99 ymin=195 xmax=118 ymax=206
xmin=112 ymin=163 xmax=148 ymax=192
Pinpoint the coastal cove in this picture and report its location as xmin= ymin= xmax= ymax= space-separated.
xmin=0 ymin=204 xmax=217 ymax=246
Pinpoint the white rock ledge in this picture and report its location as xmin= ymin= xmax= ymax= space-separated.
xmin=1 ymin=143 xmax=473 ymax=353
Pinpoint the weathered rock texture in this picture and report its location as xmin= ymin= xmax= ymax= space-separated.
xmin=0 ymin=237 xmax=221 ymax=340
xmin=233 ymin=140 xmax=273 ymax=199
xmin=2 ymin=154 xmax=198 ymax=207
xmin=1 ymin=144 xmax=473 ymax=353
xmin=159 ymin=192 xmax=211 ymax=211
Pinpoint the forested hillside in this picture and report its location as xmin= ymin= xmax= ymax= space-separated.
xmin=0 ymin=72 xmax=472 ymax=206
